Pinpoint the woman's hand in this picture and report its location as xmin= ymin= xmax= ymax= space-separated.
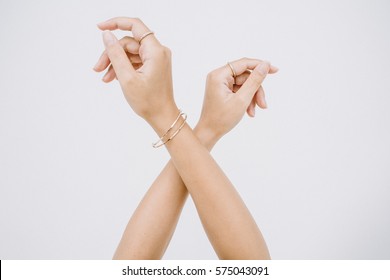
xmin=94 ymin=17 xmax=178 ymax=125
xmin=94 ymin=18 xmax=278 ymax=145
xmin=195 ymin=58 xmax=278 ymax=145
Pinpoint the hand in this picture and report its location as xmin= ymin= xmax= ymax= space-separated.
xmin=94 ymin=17 xmax=178 ymax=124
xmin=195 ymin=58 xmax=278 ymax=145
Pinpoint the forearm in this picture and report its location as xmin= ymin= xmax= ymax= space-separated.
xmin=113 ymin=126 xmax=217 ymax=259
xmin=152 ymin=114 xmax=270 ymax=259
xmin=113 ymin=161 xmax=187 ymax=259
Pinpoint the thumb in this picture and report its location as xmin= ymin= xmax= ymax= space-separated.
xmin=237 ymin=61 xmax=270 ymax=106
xmin=102 ymin=31 xmax=134 ymax=82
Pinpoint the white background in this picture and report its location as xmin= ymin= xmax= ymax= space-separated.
xmin=0 ymin=0 xmax=389 ymax=259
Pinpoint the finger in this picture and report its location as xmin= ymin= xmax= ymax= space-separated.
xmin=255 ymin=86 xmax=267 ymax=109
xmin=129 ymin=54 xmax=142 ymax=64
xmin=103 ymin=53 xmax=143 ymax=83
xmin=246 ymin=96 xmax=256 ymax=117
xmin=232 ymin=71 xmax=251 ymax=92
xmin=102 ymin=31 xmax=135 ymax=81
xmin=94 ymin=36 xmax=140 ymax=72
xmin=97 ymin=17 xmax=160 ymax=46
xmin=269 ymin=65 xmax=279 ymax=74
xmin=102 ymin=65 xmax=116 ymax=83
xmin=236 ymin=61 xmax=270 ymax=105
xmin=121 ymin=36 xmax=140 ymax=54
xmin=223 ymin=58 xmax=277 ymax=78
xmin=235 ymin=71 xmax=250 ymax=86
xmin=112 ymin=56 xmax=143 ymax=82
xmin=224 ymin=58 xmax=262 ymax=78
xmin=93 ymin=51 xmax=110 ymax=72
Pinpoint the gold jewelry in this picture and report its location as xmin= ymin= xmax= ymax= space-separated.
xmin=163 ymin=113 xmax=187 ymax=145
xmin=154 ymin=110 xmax=182 ymax=144
xmin=152 ymin=111 xmax=187 ymax=148
xmin=227 ymin=62 xmax=237 ymax=78
xmin=138 ymin=31 xmax=154 ymax=43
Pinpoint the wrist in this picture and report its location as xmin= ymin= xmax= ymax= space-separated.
xmin=193 ymin=124 xmax=220 ymax=151
xmin=146 ymin=105 xmax=180 ymax=136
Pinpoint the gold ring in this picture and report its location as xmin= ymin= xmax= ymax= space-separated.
xmin=138 ymin=31 xmax=154 ymax=43
xmin=227 ymin=62 xmax=237 ymax=78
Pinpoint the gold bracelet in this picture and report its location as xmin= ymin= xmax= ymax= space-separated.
xmin=163 ymin=113 xmax=187 ymax=145
xmin=155 ymin=110 xmax=183 ymax=143
xmin=152 ymin=111 xmax=187 ymax=148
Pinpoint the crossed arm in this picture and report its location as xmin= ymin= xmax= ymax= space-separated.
xmin=94 ymin=17 xmax=277 ymax=259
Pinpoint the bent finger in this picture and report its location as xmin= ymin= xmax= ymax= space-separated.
xmin=236 ymin=61 xmax=270 ymax=105
xmin=98 ymin=17 xmax=160 ymax=46
xmin=255 ymin=86 xmax=267 ymax=109
xmin=103 ymin=52 xmax=142 ymax=83
xmin=235 ymin=71 xmax=251 ymax=86
xmin=94 ymin=36 xmax=140 ymax=72
xmin=102 ymin=65 xmax=115 ymax=83
xmin=246 ymin=96 xmax=256 ymax=117
xmin=93 ymin=51 xmax=110 ymax=72
xmin=223 ymin=58 xmax=277 ymax=78
xmin=102 ymin=31 xmax=135 ymax=82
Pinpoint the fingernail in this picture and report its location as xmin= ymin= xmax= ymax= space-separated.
xmin=264 ymin=99 xmax=268 ymax=109
xmin=102 ymin=30 xmax=116 ymax=47
xmin=257 ymin=61 xmax=270 ymax=75
xmin=93 ymin=62 xmax=99 ymax=71
xmin=272 ymin=65 xmax=279 ymax=72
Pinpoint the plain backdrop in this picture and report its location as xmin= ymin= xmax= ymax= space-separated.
xmin=1 ymin=0 xmax=389 ymax=259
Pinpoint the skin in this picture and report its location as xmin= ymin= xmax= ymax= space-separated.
xmin=94 ymin=17 xmax=278 ymax=259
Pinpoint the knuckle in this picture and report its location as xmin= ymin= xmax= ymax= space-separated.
xmin=206 ymin=70 xmax=219 ymax=82
xmin=162 ymin=46 xmax=172 ymax=57
xmin=262 ymin=60 xmax=271 ymax=68
xmin=133 ymin=17 xmax=142 ymax=23
xmin=118 ymin=38 xmax=127 ymax=47
xmin=134 ymin=17 xmax=147 ymax=27
xmin=123 ymin=36 xmax=132 ymax=41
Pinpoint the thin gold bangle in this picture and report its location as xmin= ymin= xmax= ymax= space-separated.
xmin=156 ymin=110 xmax=182 ymax=142
xmin=162 ymin=113 xmax=187 ymax=145
xmin=152 ymin=111 xmax=187 ymax=148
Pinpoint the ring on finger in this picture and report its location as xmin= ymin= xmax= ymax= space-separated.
xmin=227 ymin=62 xmax=237 ymax=78
xmin=138 ymin=31 xmax=154 ymax=43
